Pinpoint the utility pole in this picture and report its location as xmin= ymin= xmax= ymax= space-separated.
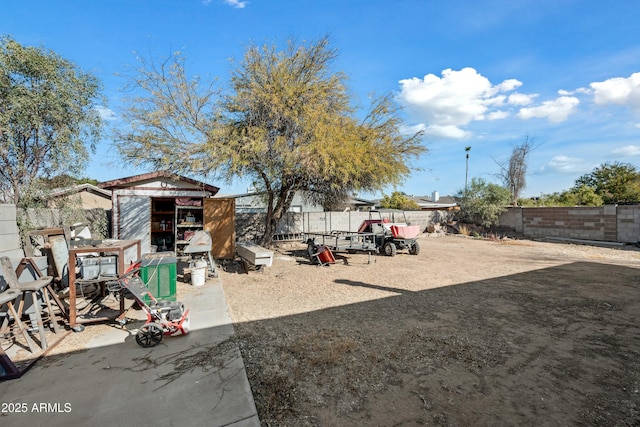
xmin=465 ymin=146 xmax=471 ymax=194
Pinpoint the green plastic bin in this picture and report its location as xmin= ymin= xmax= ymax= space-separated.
xmin=139 ymin=252 xmax=177 ymax=302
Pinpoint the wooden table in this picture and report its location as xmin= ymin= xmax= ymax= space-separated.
xmin=67 ymin=239 xmax=141 ymax=330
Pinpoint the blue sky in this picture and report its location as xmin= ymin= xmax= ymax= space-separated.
xmin=2 ymin=0 xmax=640 ymax=199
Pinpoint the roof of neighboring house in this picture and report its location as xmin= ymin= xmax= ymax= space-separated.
xmin=371 ymin=195 xmax=458 ymax=210
xmin=407 ymin=195 xmax=457 ymax=208
xmin=99 ymin=171 xmax=219 ymax=194
xmin=216 ymin=192 xmax=374 ymax=204
xmin=44 ymin=183 xmax=112 ymax=199
xmin=349 ymin=196 xmax=376 ymax=206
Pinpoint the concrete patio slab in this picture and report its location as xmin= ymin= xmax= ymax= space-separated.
xmin=0 ymin=277 xmax=259 ymax=427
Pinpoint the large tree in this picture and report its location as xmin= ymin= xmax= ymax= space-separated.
xmin=0 ymin=36 xmax=103 ymax=206
xmin=574 ymin=161 xmax=640 ymax=204
xmin=116 ymin=37 xmax=425 ymax=246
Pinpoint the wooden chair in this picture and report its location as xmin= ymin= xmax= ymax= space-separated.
xmin=0 ymin=288 xmax=39 ymax=353
xmin=0 ymin=257 xmax=60 ymax=351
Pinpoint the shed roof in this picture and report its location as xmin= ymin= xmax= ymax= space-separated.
xmin=99 ymin=171 xmax=219 ymax=194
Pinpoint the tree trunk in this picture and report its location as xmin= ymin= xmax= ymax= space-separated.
xmin=259 ymin=182 xmax=298 ymax=247
xmin=260 ymin=214 xmax=280 ymax=247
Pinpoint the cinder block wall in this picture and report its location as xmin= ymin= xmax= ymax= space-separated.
xmin=497 ymin=207 xmax=523 ymax=233
xmin=301 ymin=211 xmax=444 ymax=234
xmin=522 ymin=206 xmax=616 ymax=241
xmin=617 ymin=205 xmax=640 ymax=243
xmin=499 ymin=205 xmax=639 ymax=243
xmin=236 ymin=210 xmax=452 ymax=241
xmin=0 ymin=204 xmax=24 ymax=259
xmin=0 ymin=204 xmax=27 ymax=292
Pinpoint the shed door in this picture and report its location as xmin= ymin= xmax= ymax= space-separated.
xmin=204 ymin=198 xmax=235 ymax=259
xmin=118 ymin=195 xmax=151 ymax=254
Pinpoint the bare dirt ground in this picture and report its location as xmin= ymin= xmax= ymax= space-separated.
xmin=220 ymin=235 xmax=640 ymax=426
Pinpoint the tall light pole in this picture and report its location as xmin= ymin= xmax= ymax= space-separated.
xmin=465 ymin=146 xmax=471 ymax=194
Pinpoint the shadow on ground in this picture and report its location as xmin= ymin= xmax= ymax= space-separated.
xmin=234 ymin=261 xmax=640 ymax=426
xmin=1 ymin=260 xmax=638 ymax=426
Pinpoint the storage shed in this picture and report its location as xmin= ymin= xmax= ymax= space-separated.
xmin=99 ymin=171 xmax=236 ymax=259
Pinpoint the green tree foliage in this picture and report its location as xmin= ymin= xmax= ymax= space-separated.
xmin=380 ymin=191 xmax=420 ymax=210
xmin=114 ymin=51 xmax=218 ymax=173
xmin=116 ymin=37 xmax=425 ymax=246
xmin=556 ymin=184 xmax=604 ymax=206
xmin=38 ymin=174 xmax=100 ymax=189
xmin=0 ymin=36 xmax=103 ymax=206
xmin=520 ymin=185 xmax=605 ymax=207
xmin=456 ymin=178 xmax=511 ymax=228
xmin=574 ymin=162 xmax=640 ymax=204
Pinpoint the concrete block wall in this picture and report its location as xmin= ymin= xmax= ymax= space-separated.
xmin=0 ymin=204 xmax=44 ymax=292
xmin=405 ymin=211 xmax=442 ymax=230
xmin=302 ymin=211 xmax=371 ymax=234
xmin=497 ymin=207 xmax=523 ymax=233
xmin=18 ymin=207 xmax=110 ymax=238
xmin=0 ymin=204 xmax=24 ymax=259
xmin=498 ymin=205 xmax=640 ymax=243
xmin=301 ymin=211 xmax=445 ymax=234
xmin=522 ymin=207 xmax=612 ymax=241
xmin=617 ymin=205 xmax=640 ymax=243
xmin=236 ymin=210 xmax=452 ymax=241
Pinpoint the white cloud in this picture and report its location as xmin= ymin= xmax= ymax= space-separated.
xmin=487 ymin=111 xmax=510 ymax=120
xmin=545 ymin=155 xmax=589 ymax=174
xmin=95 ymin=106 xmax=117 ymax=121
xmin=517 ymin=96 xmax=579 ymax=123
xmin=494 ymin=78 xmax=522 ymax=93
xmin=401 ymin=122 xmax=473 ymax=138
xmin=428 ymin=124 xmax=471 ymax=139
xmin=400 ymin=123 xmax=428 ymax=135
xmin=484 ymin=95 xmax=506 ymax=107
xmin=612 ymin=145 xmax=640 ymax=156
xmin=223 ymin=0 xmax=247 ymax=8
xmin=508 ymin=92 xmax=536 ymax=106
xmin=398 ymin=67 xmax=615 ymax=138
xmin=589 ymin=72 xmax=640 ymax=110
xmin=397 ymin=67 xmax=525 ymax=139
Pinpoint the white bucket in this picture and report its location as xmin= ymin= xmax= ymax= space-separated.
xmin=190 ymin=259 xmax=208 ymax=287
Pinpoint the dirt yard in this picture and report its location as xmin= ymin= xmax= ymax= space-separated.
xmin=220 ymin=235 xmax=640 ymax=426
